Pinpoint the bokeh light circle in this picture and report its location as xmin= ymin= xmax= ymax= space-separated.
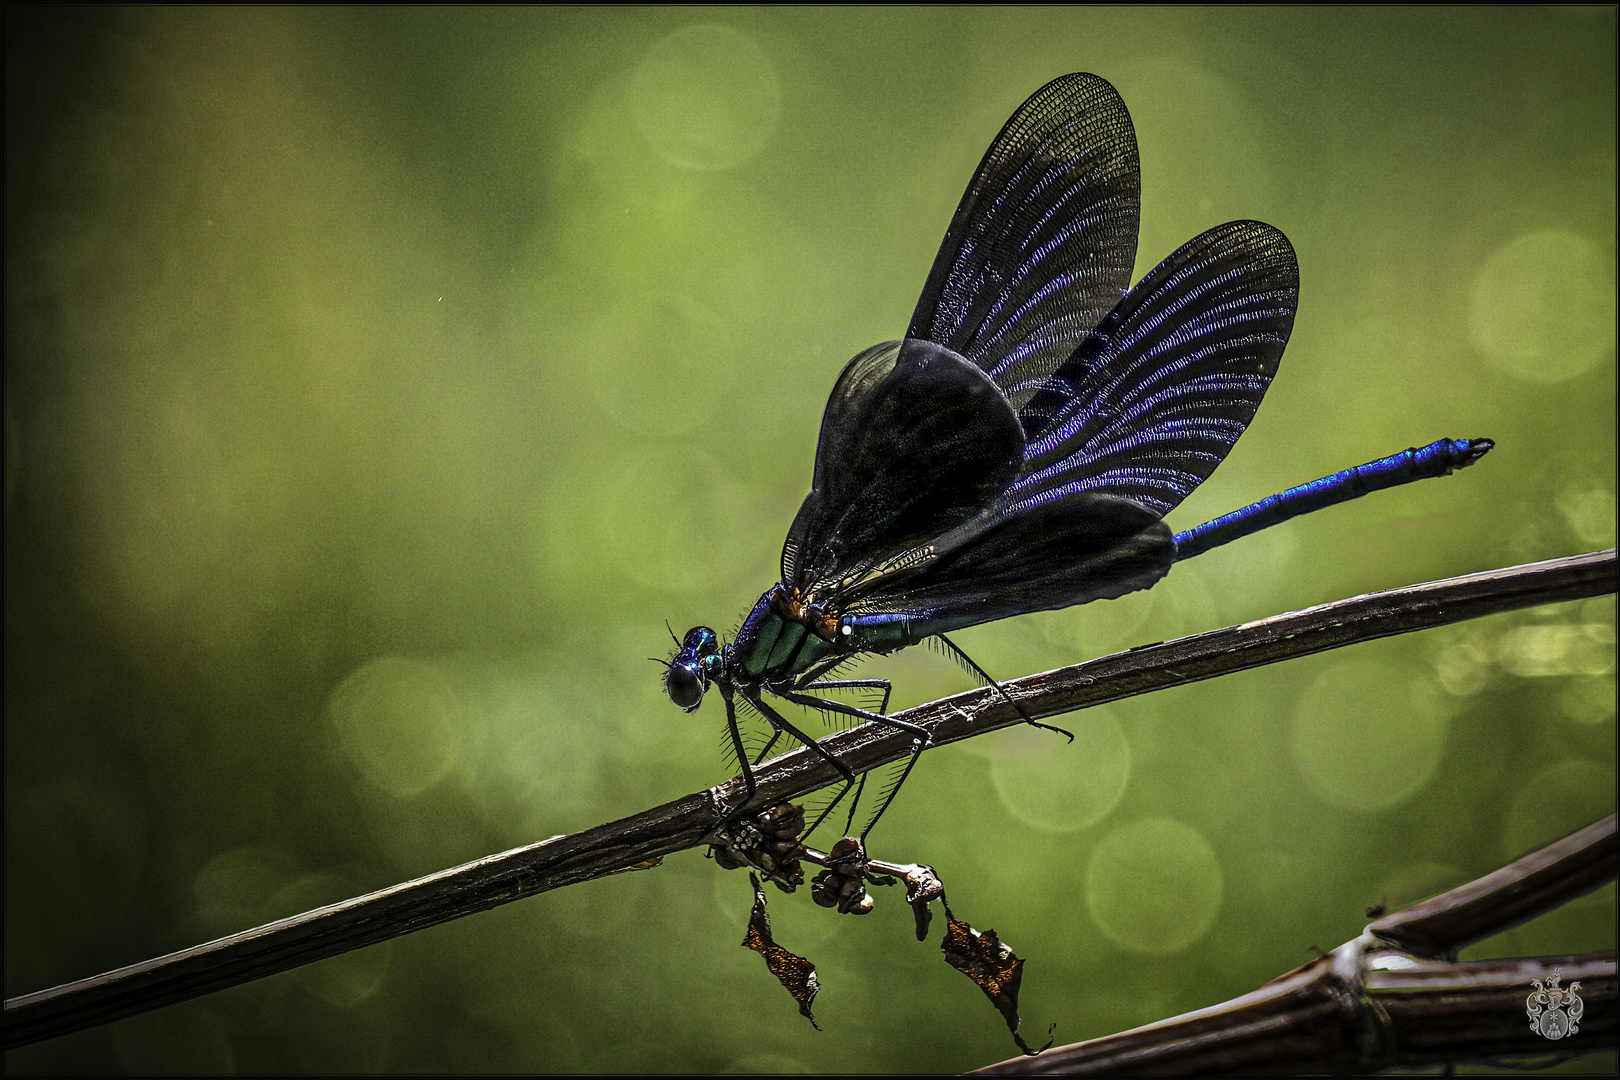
xmin=328 ymin=657 xmax=462 ymax=797
xmin=591 ymin=451 xmax=759 ymax=595
xmin=631 ymin=24 xmax=782 ymax=171
xmin=190 ymin=846 xmax=295 ymax=945
xmin=1085 ymin=817 xmax=1224 ymax=953
xmin=1502 ymin=759 xmax=1617 ymax=861
xmin=990 ymin=709 xmax=1130 ymax=832
xmin=1289 ymin=660 xmax=1447 ymax=811
xmin=266 ymin=872 xmax=392 ymax=1007
xmin=1468 ymin=230 xmax=1617 ymax=383
xmin=113 ymin=1008 xmax=235 ymax=1074
xmin=1109 ymin=59 xmax=1276 ymax=262
xmin=1373 ymin=862 xmax=1469 ymax=914
xmin=588 ymin=289 xmax=727 ymax=437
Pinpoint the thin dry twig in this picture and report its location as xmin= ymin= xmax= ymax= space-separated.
xmin=970 ymin=816 xmax=1618 ymax=1076
xmin=3 ymin=549 xmax=1615 ymax=1050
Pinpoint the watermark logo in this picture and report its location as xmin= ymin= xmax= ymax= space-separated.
xmin=1526 ymin=970 xmax=1583 ymax=1040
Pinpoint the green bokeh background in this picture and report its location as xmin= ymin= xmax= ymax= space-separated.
xmin=5 ymin=6 xmax=1615 ymax=1074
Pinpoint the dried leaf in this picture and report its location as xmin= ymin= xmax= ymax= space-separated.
xmin=899 ymin=863 xmax=943 ymax=941
xmin=910 ymin=894 xmax=934 ymax=942
xmin=743 ymin=873 xmax=820 ymax=1029
xmin=940 ymin=904 xmax=1049 ymax=1055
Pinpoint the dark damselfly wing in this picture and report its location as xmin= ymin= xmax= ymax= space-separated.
xmin=783 ymin=339 xmax=1025 ymax=594
xmin=907 ymin=72 xmax=1141 ymax=411
xmin=839 ymin=220 xmax=1298 ymax=632
xmin=783 ymin=72 xmax=1142 ymax=589
xmin=1011 ymin=220 xmax=1298 ymax=517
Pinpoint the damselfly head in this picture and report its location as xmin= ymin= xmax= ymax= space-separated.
xmin=663 ymin=625 xmax=721 ymax=712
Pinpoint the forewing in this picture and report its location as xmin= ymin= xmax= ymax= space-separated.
xmin=782 ymin=340 xmax=1024 ymax=592
xmin=1007 ymin=220 xmax=1298 ymax=518
xmin=844 ymin=492 xmax=1175 ymax=635
xmin=908 ymin=73 xmax=1140 ymax=410
xmin=835 ymin=221 xmax=1295 ymax=630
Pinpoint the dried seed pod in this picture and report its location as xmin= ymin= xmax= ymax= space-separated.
xmin=708 ymin=803 xmax=807 ymax=891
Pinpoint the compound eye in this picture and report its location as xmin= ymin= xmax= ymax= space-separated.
xmin=665 ymin=663 xmax=705 ymax=711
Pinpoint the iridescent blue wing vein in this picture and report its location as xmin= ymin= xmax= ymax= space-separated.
xmin=1011 ymin=219 xmax=1298 ymax=518
xmin=907 ymin=72 xmax=1142 ymax=412
xmin=785 ymin=72 xmax=1145 ymax=592
xmin=838 ymin=221 xmax=1298 ymax=635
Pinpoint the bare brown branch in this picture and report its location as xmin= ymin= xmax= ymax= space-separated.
xmin=971 ymin=815 xmax=1618 ymax=1075
xmin=4 ymin=549 xmax=1614 ymax=1050
xmin=971 ymin=951 xmax=1615 ymax=1076
xmin=1370 ymin=814 xmax=1620 ymax=957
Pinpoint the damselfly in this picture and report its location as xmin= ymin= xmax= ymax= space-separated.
xmin=659 ymin=73 xmax=1490 ymax=839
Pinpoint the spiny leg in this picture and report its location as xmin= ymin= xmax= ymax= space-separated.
xmin=737 ymin=685 xmax=860 ymax=837
xmin=795 ymin=652 xmax=859 ymax=687
xmin=794 ymin=677 xmax=893 ymax=715
xmin=936 ymin=632 xmax=1073 ymax=742
xmin=801 ymin=775 xmax=856 ymax=842
xmin=779 ymin=687 xmax=919 ymax=740
xmin=778 ymin=689 xmax=930 ymax=840
xmin=751 ymin=730 xmax=783 ymax=767
xmin=790 ymin=675 xmax=893 ymax=832
xmin=717 ymin=683 xmax=759 ymax=823
xmin=859 ymin=739 xmax=924 ymax=840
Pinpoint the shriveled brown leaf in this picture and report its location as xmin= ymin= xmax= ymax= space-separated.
xmin=742 ymin=873 xmax=820 ymax=1029
xmin=940 ymin=904 xmax=1049 ymax=1056
xmin=899 ymin=863 xmax=943 ymax=941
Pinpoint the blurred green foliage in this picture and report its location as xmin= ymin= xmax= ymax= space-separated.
xmin=4 ymin=6 xmax=1614 ymax=1074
